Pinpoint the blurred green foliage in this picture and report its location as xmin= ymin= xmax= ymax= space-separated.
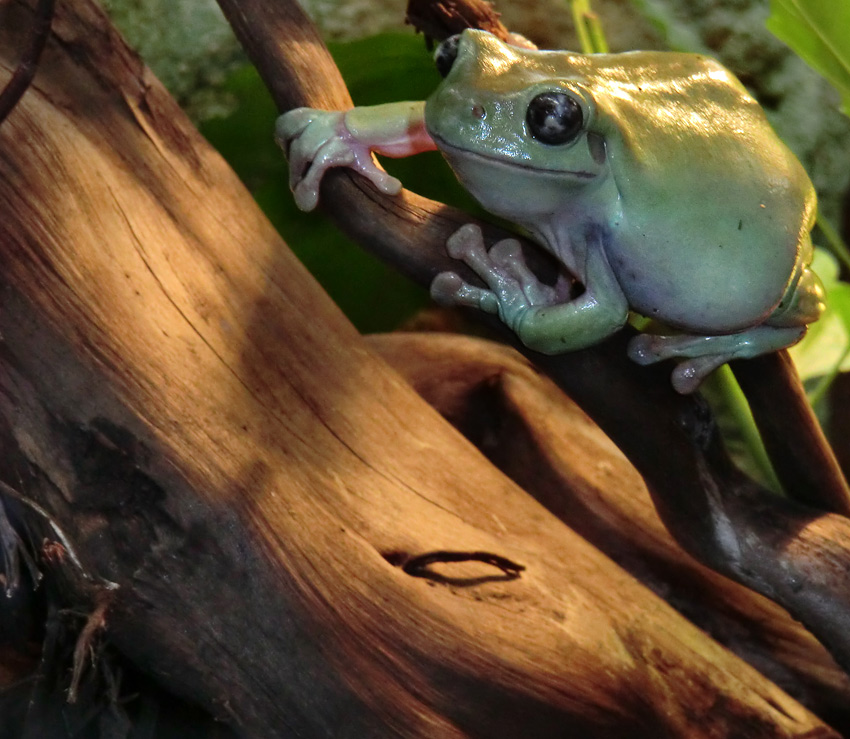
xmin=768 ymin=1 xmax=850 ymax=401
xmin=767 ymin=0 xmax=850 ymax=117
xmin=200 ymin=33 xmax=479 ymax=333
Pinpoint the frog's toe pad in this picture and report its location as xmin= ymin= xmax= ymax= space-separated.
xmin=628 ymin=335 xmax=728 ymax=393
xmin=446 ymin=224 xmax=486 ymax=260
xmin=671 ymin=357 xmax=726 ymax=394
xmin=627 ymin=334 xmax=663 ymax=365
xmin=430 ymin=271 xmax=465 ymax=305
xmin=430 ymin=271 xmax=499 ymax=314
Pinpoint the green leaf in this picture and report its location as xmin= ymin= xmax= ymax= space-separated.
xmin=766 ymin=0 xmax=850 ymax=116
xmin=570 ymin=0 xmax=609 ymax=54
xmin=701 ymin=367 xmax=782 ymax=493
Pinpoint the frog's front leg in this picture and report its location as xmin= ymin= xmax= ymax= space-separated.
xmin=431 ymin=224 xmax=629 ymax=353
xmin=276 ymin=102 xmax=436 ymax=211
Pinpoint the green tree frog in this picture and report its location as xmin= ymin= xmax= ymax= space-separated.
xmin=277 ymin=30 xmax=824 ymax=393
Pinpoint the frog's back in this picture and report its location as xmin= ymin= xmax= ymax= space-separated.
xmin=582 ymin=50 xmax=816 ymax=332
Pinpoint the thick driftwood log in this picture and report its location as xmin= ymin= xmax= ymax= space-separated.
xmin=371 ymin=333 xmax=850 ymax=729
xmin=0 ymin=0 xmax=844 ymax=736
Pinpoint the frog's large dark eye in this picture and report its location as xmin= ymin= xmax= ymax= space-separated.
xmin=526 ymin=92 xmax=584 ymax=145
xmin=435 ymin=35 xmax=461 ymax=78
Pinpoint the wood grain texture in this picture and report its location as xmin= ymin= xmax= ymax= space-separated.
xmin=0 ymin=0 xmax=844 ymax=736
xmin=371 ymin=332 xmax=850 ymax=730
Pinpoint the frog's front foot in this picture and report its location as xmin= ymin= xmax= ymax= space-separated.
xmin=430 ymin=224 xmax=565 ymax=332
xmin=628 ymin=325 xmax=806 ymax=393
xmin=276 ymin=109 xmax=402 ymax=211
xmin=433 ymin=225 xmax=628 ymax=353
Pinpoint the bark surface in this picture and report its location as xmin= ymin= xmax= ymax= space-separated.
xmin=0 ymin=0 xmax=846 ymax=737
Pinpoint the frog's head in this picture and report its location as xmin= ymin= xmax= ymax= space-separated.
xmin=425 ymin=30 xmax=814 ymax=259
xmin=425 ymin=30 xmax=613 ymax=225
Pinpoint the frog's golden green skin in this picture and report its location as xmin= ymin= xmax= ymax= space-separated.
xmin=277 ymin=29 xmax=825 ymax=392
xmin=424 ymin=30 xmax=820 ymax=335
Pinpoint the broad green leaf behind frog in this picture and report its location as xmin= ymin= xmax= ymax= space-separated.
xmin=277 ymin=30 xmax=825 ymax=393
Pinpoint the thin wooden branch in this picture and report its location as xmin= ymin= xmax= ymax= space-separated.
xmin=830 ymin=372 xmax=850 ymax=477
xmin=397 ymin=0 xmax=850 ymax=519
xmin=405 ymin=0 xmax=514 ymax=45
xmin=398 ymin=1 xmax=850 ymax=519
xmin=732 ymin=351 xmax=850 ymax=515
xmin=214 ymin=0 xmax=850 ymax=674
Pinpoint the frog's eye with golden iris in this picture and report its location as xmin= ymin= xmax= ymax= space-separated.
xmin=526 ymin=92 xmax=584 ymax=145
xmin=435 ymin=35 xmax=461 ymax=78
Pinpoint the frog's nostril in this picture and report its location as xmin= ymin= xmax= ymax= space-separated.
xmin=471 ymin=104 xmax=486 ymax=120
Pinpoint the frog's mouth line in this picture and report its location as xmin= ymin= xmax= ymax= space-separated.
xmin=431 ymin=134 xmax=598 ymax=179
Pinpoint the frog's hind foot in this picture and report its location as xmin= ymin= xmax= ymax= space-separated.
xmin=628 ymin=325 xmax=806 ymax=393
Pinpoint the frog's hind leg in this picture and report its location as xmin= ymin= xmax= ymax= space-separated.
xmin=630 ymin=260 xmax=825 ymax=393
xmin=628 ymin=325 xmax=806 ymax=394
xmin=766 ymin=264 xmax=825 ymax=328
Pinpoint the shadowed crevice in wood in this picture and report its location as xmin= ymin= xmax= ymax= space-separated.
xmin=399 ymin=550 xmax=526 ymax=585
